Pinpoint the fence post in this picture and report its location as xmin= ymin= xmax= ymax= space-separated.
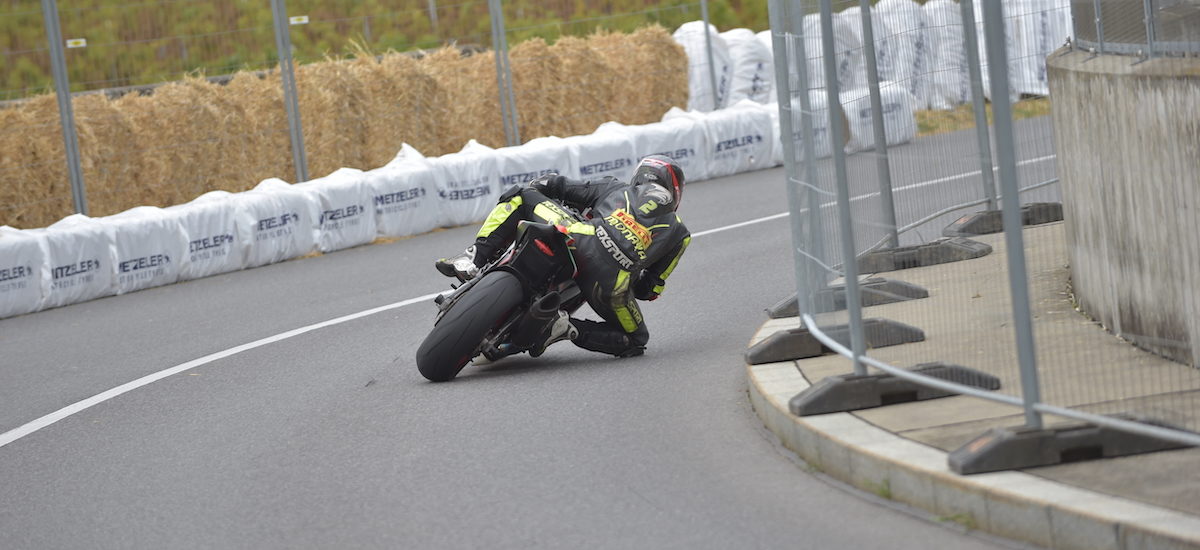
xmin=700 ymin=0 xmax=721 ymax=111
xmin=40 ymin=0 xmax=88 ymax=216
xmin=856 ymin=0 xmax=899 ymax=249
xmin=788 ymin=0 xmax=829 ymax=304
xmin=1142 ymin=0 xmax=1156 ymax=58
xmin=959 ymin=0 xmax=998 ymax=210
xmin=270 ymin=0 xmax=309 ymax=183
xmin=1093 ymin=0 xmax=1105 ymax=54
xmin=768 ymin=0 xmax=809 ymax=316
xmin=820 ymin=0 xmax=866 ymax=376
xmin=981 ymin=0 xmax=1043 ymax=430
xmin=489 ymin=0 xmax=520 ymax=146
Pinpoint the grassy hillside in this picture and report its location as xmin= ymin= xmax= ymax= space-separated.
xmin=2 ymin=0 xmax=767 ymax=99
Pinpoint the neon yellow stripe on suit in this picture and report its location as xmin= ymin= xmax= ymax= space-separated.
xmin=533 ymin=202 xmax=575 ymax=225
xmin=477 ymin=196 xmax=523 ymax=239
xmin=612 ymin=269 xmax=639 ymax=332
xmin=652 ymin=235 xmax=690 ymax=295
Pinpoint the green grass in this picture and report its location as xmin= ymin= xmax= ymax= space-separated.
xmin=916 ymin=97 xmax=1052 ymax=137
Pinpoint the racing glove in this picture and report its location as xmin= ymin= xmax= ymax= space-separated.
xmin=633 ymin=274 xmax=662 ymax=301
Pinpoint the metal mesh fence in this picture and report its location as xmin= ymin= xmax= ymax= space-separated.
xmin=771 ymin=0 xmax=1200 ymax=456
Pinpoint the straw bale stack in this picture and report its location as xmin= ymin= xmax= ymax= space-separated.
xmin=590 ymin=25 xmax=688 ymax=125
xmin=420 ymin=46 xmax=505 ymax=152
xmin=297 ymin=58 xmax=370 ymax=178
xmin=224 ymin=71 xmax=292 ymax=185
xmin=551 ymin=36 xmax=616 ymax=137
xmin=351 ymin=50 xmax=445 ymax=169
xmin=508 ymin=37 xmax=564 ymax=141
xmin=72 ymin=93 xmax=140 ymax=217
xmin=0 ymin=96 xmax=73 ymax=228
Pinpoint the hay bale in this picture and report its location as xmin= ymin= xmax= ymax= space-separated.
xmin=508 ymin=37 xmax=563 ymax=142
xmin=0 ymin=96 xmax=74 ymax=229
xmin=420 ymin=46 xmax=505 ymax=152
xmin=349 ymin=50 xmax=445 ymax=169
xmin=551 ymin=35 xmax=617 ymax=137
xmin=2 ymin=95 xmax=74 ymax=229
xmin=590 ymin=25 xmax=688 ymax=125
xmin=73 ymin=93 xmax=139 ymax=217
xmin=297 ymin=57 xmax=369 ymax=178
xmin=224 ymin=71 xmax=292 ymax=186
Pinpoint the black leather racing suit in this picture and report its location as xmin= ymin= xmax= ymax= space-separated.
xmin=471 ymin=176 xmax=690 ymax=357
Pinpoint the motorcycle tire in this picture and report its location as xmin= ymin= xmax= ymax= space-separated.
xmin=415 ymin=271 xmax=524 ymax=382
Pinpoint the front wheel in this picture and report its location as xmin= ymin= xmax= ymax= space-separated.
xmin=416 ymin=271 xmax=523 ymax=382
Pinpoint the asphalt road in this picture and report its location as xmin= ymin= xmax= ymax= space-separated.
xmin=0 ymin=119 xmax=1055 ymax=549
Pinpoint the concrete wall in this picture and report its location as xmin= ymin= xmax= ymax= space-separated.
xmin=1046 ymin=49 xmax=1200 ymax=366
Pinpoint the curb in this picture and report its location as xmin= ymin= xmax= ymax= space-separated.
xmin=746 ymin=318 xmax=1200 ymax=550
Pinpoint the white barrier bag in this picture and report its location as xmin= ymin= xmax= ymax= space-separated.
xmin=756 ymin=30 xmax=774 ymax=58
xmin=702 ymin=101 xmax=775 ymax=178
xmin=37 ymin=214 xmax=116 ymax=309
xmin=297 ymin=168 xmax=376 ymax=253
xmin=721 ymin=28 xmax=774 ymax=105
xmin=0 ymin=226 xmax=45 ymax=318
xmin=495 ymin=136 xmax=577 ymax=190
xmin=565 ymin=130 xmax=637 ymax=183
xmin=429 ymin=140 xmax=501 ymax=228
xmin=876 ymin=0 xmax=934 ymax=110
xmin=236 ymin=178 xmax=320 ymax=268
xmin=168 ymin=190 xmax=247 ymax=281
xmin=767 ymin=91 xmax=836 ymax=165
xmin=841 ymin=83 xmax=917 ymax=153
xmin=607 ymin=118 xmax=710 ymax=183
xmin=100 ymin=206 xmax=188 ymax=294
xmin=924 ymin=0 xmax=970 ymax=110
xmin=368 ymin=144 xmax=439 ymax=238
xmin=838 ymin=6 xmax=895 ymax=90
xmin=673 ymin=21 xmax=733 ymax=112
xmin=803 ymin=14 xmax=864 ymax=92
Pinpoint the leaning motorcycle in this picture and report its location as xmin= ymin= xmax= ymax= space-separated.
xmin=416 ymin=221 xmax=585 ymax=382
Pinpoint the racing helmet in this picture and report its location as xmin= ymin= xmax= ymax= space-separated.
xmin=630 ymin=155 xmax=685 ymax=212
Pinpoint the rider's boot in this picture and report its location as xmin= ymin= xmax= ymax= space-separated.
xmin=435 ymin=245 xmax=480 ymax=282
xmin=529 ymin=311 xmax=579 ymax=358
xmin=569 ymin=319 xmax=646 ymax=358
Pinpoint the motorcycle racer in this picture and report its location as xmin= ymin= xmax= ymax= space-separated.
xmin=435 ymin=155 xmax=690 ymax=358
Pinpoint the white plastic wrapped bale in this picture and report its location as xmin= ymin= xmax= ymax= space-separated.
xmin=169 ymin=191 xmax=248 ymax=281
xmin=564 ymin=130 xmax=637 ymax=183
xmin=802 ymin=14 xmax=864 ymax=93
xmin=721 ymin=28 xmax=774 ymax=105
xmin=296 ymin=168 xmax=376 ymax=253
xmin=672 ymin=21 xmax=733 ymax=112
xmin=668 ymin=101 xmax=773 ymax=179
xmin=0 ymin=226 xmax=46 ymax=318
xmin=970 ymin=0 xmax=1020 ymax=104
xmin=875 ymin=0 xmax=934 ymax=110
xmin=1009 ymin=0 xmax=1072 ymax=97
xmin=924 ymin=0 xmax=971 ymax=110
xmin=429 ymin=140 xmax=502 ymax=228
xmin=37 ymin=214 xmax=116 ymax=309
xmin=100 ymin=206 xmax=188 ymax=294
xmin=766 ymin=90 xmax=837 ymax=165
xmin=235 ymin=178 xmax=321 ymax=268
xmin=368 ymin=144 xmax=439 ymax=238
xmin=838 ymin=6 xmax=896 ymax=91
xmin=756 ymin=30 xmax=774 ymax=58
xmin=495 ymin=136 xmax=577 ymax=191
xmin=604 ymin=118 xmax=710 ymax=182
xmin=841 ymin=82 xmax=917 ymax=154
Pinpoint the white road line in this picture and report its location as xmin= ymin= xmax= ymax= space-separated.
xmin=0 ymin=154 xmax=1059 ymax=449
xmin=0 ymin=213 xmax=792 ymax=450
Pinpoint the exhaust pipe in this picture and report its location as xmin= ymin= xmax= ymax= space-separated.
xmin=511 ymin=292 xmax=562 ymax=348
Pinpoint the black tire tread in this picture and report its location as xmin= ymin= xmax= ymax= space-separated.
xmin=416 ymin=272 xmax=523 ymax=381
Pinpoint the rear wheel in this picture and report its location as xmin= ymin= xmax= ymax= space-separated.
xmin=416 ymin=272 xmax=523 ymax=382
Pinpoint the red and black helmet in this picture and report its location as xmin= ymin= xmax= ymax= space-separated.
xmin=631 ymin=155 xmax=685 ymax=212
